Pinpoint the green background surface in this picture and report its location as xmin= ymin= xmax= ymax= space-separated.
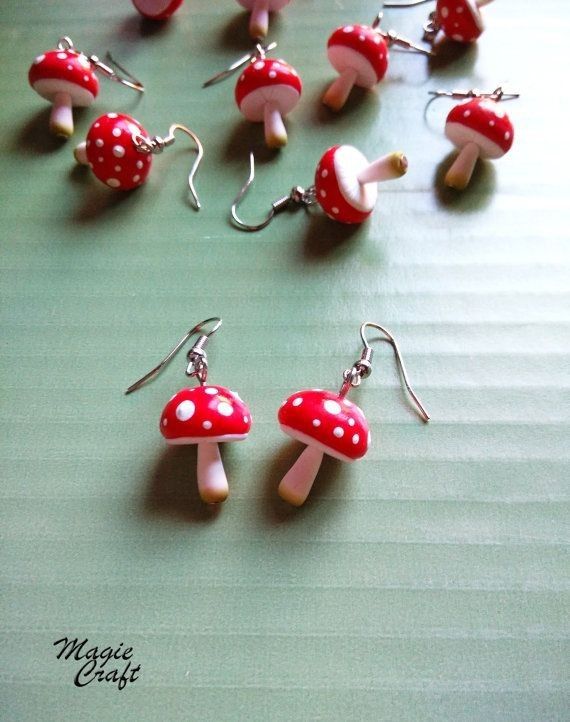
xmin=1 ymin=0 xmax=569 ymax=720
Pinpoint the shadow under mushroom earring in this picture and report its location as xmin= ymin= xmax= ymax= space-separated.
xmin=203 ymin=42 xmax=301 ymax=148
xmin=276 ymin=323 xmax=430 ymax=507
xmin=28 ymin=36 xmax=144 ymax=139
xmin=231 ymin=146 xmax=408 ymax=230
xmin=429 ymin=85 xmax=518 ymax=190
xmin=73 ymin=115 xmax=203 ymax=207
xmin=323 ymin=11 xmax=432 ymax=112
xmin=384 ymin=0 xmax=494 ymax=46
xmin=125 ymin=318 xmax=252 ymax=504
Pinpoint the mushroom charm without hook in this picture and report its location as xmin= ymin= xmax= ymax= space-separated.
xmin=28 ymin=37 xmax=144 ymax=138
xmin=125 ymin=319 xmax=252 ymax=504
xmin=277 ymin=323 xmax=430 ymax=506
xmin=236 ymin=0 xmax=292 ymax=39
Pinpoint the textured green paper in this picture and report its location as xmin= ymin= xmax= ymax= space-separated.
xmin=1 ymin=0 xmax=568 ymax=720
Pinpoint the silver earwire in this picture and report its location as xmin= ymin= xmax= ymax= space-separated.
xmin=57 ymin=37 xmax=144 ymax=93
xmin=383 ymin=0 xmax=433 ymax=6
xmin=230 ymin=152 xmax=317 ymax=232
xmin=428 ymin=86 xmax=520 ymax=102
xmin=132 ymin=124 xmax=204 ymax=210
xmin=372 ymin=12 xmax=434 ymax=56
xmin=339 ymin=322 xmax=430 ymax=423
xmin=125 ymin=317 xmax=222 ymax=395
xmin=203 ymin=41 xmax=277 ymax=88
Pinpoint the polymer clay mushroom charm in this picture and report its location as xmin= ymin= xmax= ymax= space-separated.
xmin=28 ymin=37 xmax=143 ymax=138
xmin=74 ymin=112 xmax=204 ymax=206
xmin=235 ymin=57 xmax=302 ymax=148
xmin=132 ymin=0 xmax=184 ymax=20
xmin=278 ymin=390 xmax=369 ymax=506
xmin=444 ymin=97 xmax=514 ymax=189
xmin=323 ymin=24 xmax=388 ymax=111
xmin=315 ymin=145 xmax=408 ymax=223
xmin=237 ymin=0 xmax=292 ymax=39
xmin=28 ymin=47 xmax=98 ymax=138
xmin=161 ymin=386 xmax=251 ymax=503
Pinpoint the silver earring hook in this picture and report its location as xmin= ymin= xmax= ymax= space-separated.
xmin=372 ymin=12 xmax=434 ymax=56
xmin=340 ymin=322 xmax=430 ymax=423
xmin=57 ymin=37 xmax=144 ymax=93
xmin=383 ymin=0 xmax=432 ymax=6
xmin=428 ymin=86 xmax=520 ymax=102
xmin=132 ymin=124 xmax=204 ymax=210
xmin=125 ymin=317 xmax=222 ymax=395
xmin=203 ymin=41 xmax=277 ymax=88
xmin=230 ymin=152 xmax=316 ymax=232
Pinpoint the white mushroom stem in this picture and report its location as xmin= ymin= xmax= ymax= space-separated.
xmin=278 ymin=445 xmax=324 ymax=507
xmin=476 ymin=0 xmax=494 ymax=8
xmin=49 ymin=91 xmax=74 ymax=138
xmin=249 ymin=0 xmax=269 ymax=38
xmin=73 ymin=141 xmax=88 ymax=165
xmin=197 ymin=442 xmax=229 ymax=504
xmin=445 ymin=141 xmax=480 ymax=190
xmin=357 ymin=152 xmax=408 ymax=185
xmin=322 ymin=68 xmax=359 ymax=111
xmin=264 ymin=103 xmax=288 ymax=148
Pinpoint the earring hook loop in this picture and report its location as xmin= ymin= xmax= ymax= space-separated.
xmin=57 ymin=37 xmax=145 ymax=93
xmin=125 ymin=317 xmax=222 ymax=395
xmin=371 ymin=12 xmax=434 ymax=56
xmin=203 ymin=41 xmax=277 ymax=88
xmin=427 ymin=86 xmax=520 ymax=102
xmin=231 ymin=152 xmax=317 ymax=232
xmin=340 ymin=322 xmax=430 ymax=422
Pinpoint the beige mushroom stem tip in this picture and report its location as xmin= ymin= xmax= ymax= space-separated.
xmin=322 ymin=68 xmax=359 ymax=112
xmin=249 ymin=0 xmax=270 ymax=38
xmin=476 ymin=0 xmax=494 ymax=8
xmin=50 ymin=91 xmax=74 ymax=138
xmin=357 ymin=152 xmax=408 ymax=185
xmin=264 ymin=103 xmax=288 ymax=148
xmin=444 ymin=141 xmax=480 ymax=190
xmin=74 ymin=141 xmax=88 ymax=165
xmin=197 ymin=442 xmax=229 ymax=504
xmin=278 ymin=445 xmax=324 ymax=506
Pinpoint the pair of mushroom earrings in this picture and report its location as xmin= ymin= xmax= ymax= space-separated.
xmin=204 ymin=12 xmax=435 ymax=148
xmin=125 ymin=317 xmax=430 ymax=506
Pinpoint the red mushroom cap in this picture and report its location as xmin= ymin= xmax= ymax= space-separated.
xmin=327 ymin=24 xmax=388 ymax=87
xmin=278 ymin=389 xmax=369 ymax=462
xmin=315 ymin=145 xmax=378 ymax=224
xmin=235 ymin=57 xmax=302 ymax=121
xmin=445 ymin=99 xmax=514 ymax=159
xmin=84 ymin=113 xmax=153 ymax=190
xmin=29 ymin=49 xmax=99 ymax=105
xmin=435 ymin=0 xmax=484 ymax=43
xmin=160 ymin=385 xmax=252 ymax=444
xmin=132 ymin=0 xmax=184 ymax=19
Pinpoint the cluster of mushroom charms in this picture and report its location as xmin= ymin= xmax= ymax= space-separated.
xmin=28 ymin=0 xmax=516 ymax=230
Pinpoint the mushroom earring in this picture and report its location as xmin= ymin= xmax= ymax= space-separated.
xmin=231 ymin=146 xmax=408 ymax=230
xmin=73 ymin=113 xmax=203 ymax=206
xmin=384 ymin=0 xmax=494 ymax=46
xmin=125 ymin=318 xmax=252 ymax=504
xmin=277 ymin=323 xmax=430 ymax=506
xmin=236 ymin=0 xmax=292 ymax=39
xmin=323 ymin=11 xmax=432 ymax=112
xmin=132 ymin=0 xmax=184 ymax=20
xmin=203 ymin=43 xmax=301 ymax=148
xmin=28 ymin=36 xmax=144 ymax=139
xmin=429 ymin=85 xmax=518 ymax=190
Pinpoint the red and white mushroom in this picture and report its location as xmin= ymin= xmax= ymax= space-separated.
xmin=434 ymin=0 xmax=492 ymax=43
xmin=235 ymin=57 xmax=302 ymax=148
xmin=323 ymin=24 xmax=388 ymax=111
xmin=28 ymin=48 xmax=99 ymax=138
xmin=444 ymin=98 xmax=514 ymax=189
xmin=314 ymin=145 xmax=408 ymax=224
xmin=74 ymin=112 xmax=153 ymax=190
xmin=132 ymin=0 xmax=184 ymax=20
xmin=277 ymin=389 xmax=370 ymax=506
xmin=160 ymin=385 xmax=252 ymax=504
xmin=237 ymin=0 xmax=292 ymax=39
